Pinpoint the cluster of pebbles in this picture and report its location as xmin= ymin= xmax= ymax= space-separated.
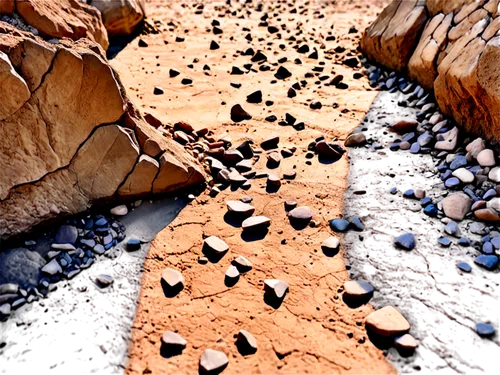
xmin=0 ymin=12 xmax=39 ymax=35
xmin=0 ymin=204 xmax=139 ymax=322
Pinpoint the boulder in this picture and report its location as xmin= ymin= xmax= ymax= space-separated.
xmin=0 ymin=26 xmax=204 ymax=239
xmin=360 ymin=0 xmax=428 ymax=72
xmin=90 ymin=0 xmax=146 ymax=36
xmin=15 ymin=0 xmax=109 ymax=50
xmin=363 ymin=0 xmax=500 ymax=143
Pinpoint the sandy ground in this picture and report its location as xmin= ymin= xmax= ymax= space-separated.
xmin=0 ymin=1 xmax=495 ymax=374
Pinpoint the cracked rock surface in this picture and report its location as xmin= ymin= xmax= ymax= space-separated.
xmin=361 ymin=0 xmax=500 ymax=142
xmin=0 ymin=23 xmax=204 ymax=239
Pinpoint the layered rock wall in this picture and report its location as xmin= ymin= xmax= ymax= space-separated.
xmin=361 ymin=0 xmax=500 ymax=142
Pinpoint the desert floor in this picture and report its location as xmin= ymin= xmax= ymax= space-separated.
xmin=1 ymin=0 xmax=498 ymax=374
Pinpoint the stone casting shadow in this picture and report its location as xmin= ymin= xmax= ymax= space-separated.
xmin=224 ymin=275 xmax=239 ymax=287
xmin=289 ymin=217 xmax=310 ymax=230
xmin=236 ymin=339 xmax=257 ymax=356
xmin=198 ymin=363 xmax=228 ymax=375
xmin=266 ymin=184 xmax=281 ymax=194
xmin=161 ymin=279 xmax=184 ymax=298
xmin=0 ymin=198 xmax=186 ymax=374
xmin=342 ymin=293 xmax=373 ymax=309
xmin=202 ymin=245 xmax=227 ymax=264
xmin=342 ymin=93 xmax=500 ymax=374
xmin=263 ymin=290 xmax=286 ymax=309
xmin=366 ymin=327 xmax=395 ymax=350
xmin=160 ymin=344 xmax=184 ymax=358
xmin=223 ymin=212 xmax=246 ymax=228
xmin=321 ymin=246 xmax=339 ymax=258
xmin=318 ymin=154 xmax=342 ymax=165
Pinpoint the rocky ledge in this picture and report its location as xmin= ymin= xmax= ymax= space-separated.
xmin=361 ymin=0 xmax=500 ymax=142
xmin=0 ymin=23 xmax=204 ymax=240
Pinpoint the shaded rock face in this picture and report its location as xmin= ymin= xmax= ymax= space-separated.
xmin=0 ymin=25 xmax=204 ymax=240
xmin=361 ymin=0 xmax=500 ymax=142
xmin=90 ymin=0 xmax=146 ymax=36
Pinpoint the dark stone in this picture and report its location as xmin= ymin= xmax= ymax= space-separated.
xmin=394 ymin=233 xmax=416 ymax=250
xmin=457 ymin=262 xmax=471 ymax=272
xmin=329 ymin=219 xmax=350 ymax=232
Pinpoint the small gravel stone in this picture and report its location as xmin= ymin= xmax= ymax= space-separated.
xmin=54 ymin=225 xmax=78 ymax=245
xmin=444 ymin=221 xmax=461 ymax=237
xmin=232 ymin=256 xmax=252 ymax=272
xmin=476 ymin=323 xmax=495 ymax=337
xmin=344 ymin=133 xmax=366 ymax=147
xmin=96 ymin=274 xmax=114 ymax=287
xmin=350 ymin=217 xmax=364 ymax=231
xmin=343 ymin=280 xmax=374 ymax=299
xmin=127 ymin=239 xmax=141 ymax=251
xmin=41 ymin=259 xmax=62 ymax=276
xmin=394 ymin=233 xmax=416 ymax=250
xmin=329 ymin=218 xmax=350 ymax=232
xmin=225 ymin=265 xmax=240 ymax=279
xmin=457 ymin=262 xmax=471 ymax=272
xmin=284 ymin=200 xmax=297 ymax=211
xmin=438 ymin=237 xmax=451 ymax=247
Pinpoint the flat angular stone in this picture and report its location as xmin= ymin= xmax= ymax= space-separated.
xmin=264 ymin=279 xmax=289 ymax=299
xmin=394 ymin=233 xmax=415 ymax=250
xmin=394 ymin=334 xmax=418 ymax=350
xmin=51 ymin=243 xmax=76 ymax=251
xmin=288 ymin=206 xmax=313 ymax=221
xmin=204 ymin=236 xmax=229 ymax=254
xmin=322 ymin=235 xmax=340 ymax=250
xmin=365 ymin=306 xmax=410 ymax=337
xmin=199 ymin=349 xmax=229 ymax=374
xmin=96 ymin=274 xmax=113 ymax=287
xmin=457 ymin=262 xmax=471 ymax=272
xmin=41 ymin=259 xmax=62 ymax=276
xmin=226 ymin=200 xmax=255 ymax=216
xmin=329 ymin=218 xmax=350 ymax=232
xmin=343 ymin=280 xmax=374 ymax=298
xmin=161 ymin=331 xmax=187 ymax=349
xmin=242 ymin=216 xmax=271 ymax=230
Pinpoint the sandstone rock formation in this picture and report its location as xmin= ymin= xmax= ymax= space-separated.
xmin=361 ymin=0 xmax=500 ymax=142
xmin=90 ymin=0 xmax=146 ymax=36
xmin=0 ymin=23 xmax=204 ymax=240
xmin=1 ymin=0 xmax=108 ymax=50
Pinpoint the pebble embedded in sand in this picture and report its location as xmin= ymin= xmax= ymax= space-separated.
xmin=345 ymin=133 xmax=366 ymax=147
xmin=288 ymin=206 xmax=313 ymax=222
xmin=261 ymin=136 xmax=279 ymax=150
xmin=95 ymin=274 xmax=114 ymax=287
xmin=204 ymin=236 xmax=229 ymax=254
xmin=230 ymin=104 xmax=252 ymax=122
xmin=343 ymin=280 xmax=374 ymax=299
xmin=329 ymin=218 xmax=350 ymax=232
xmin=475 ymin=323 xmax=495 ymax=337
xmin=242 ymin=216 xmax=271 ymax=230
xmin=199 ymin=349 xmax=229 ymax=374
xmin=365 ymin=306 xmax=410 ymax=337
xmin=246 ymin=90 xmax=262 ymax=103
xmin=394 ymin=233 xmax=415 ymax=250
xmin=226 ymin=200 xmax=255 ymax=216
